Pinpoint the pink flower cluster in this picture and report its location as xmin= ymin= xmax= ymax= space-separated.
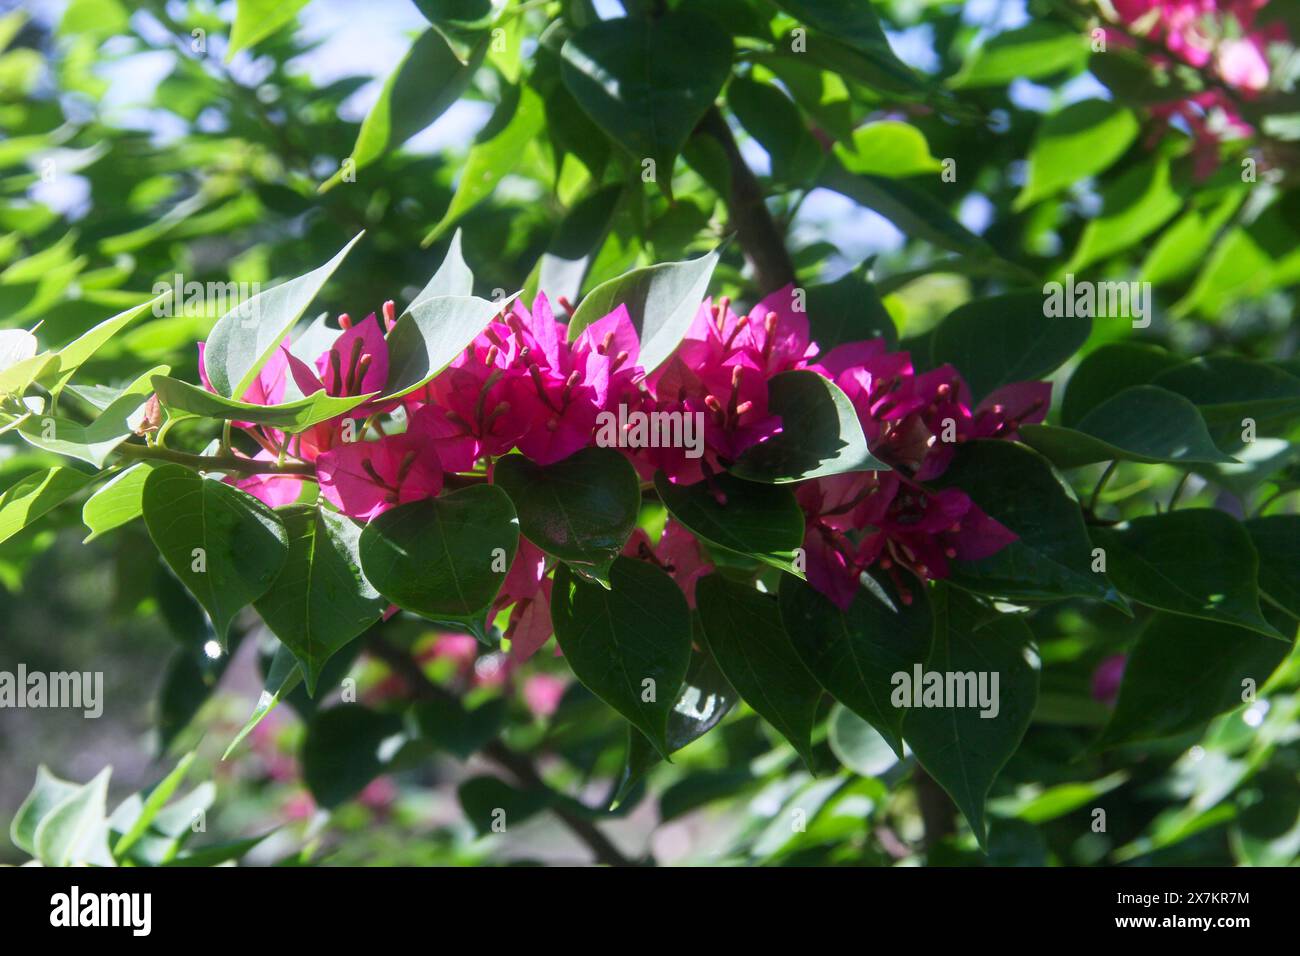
xmin=1106 ymin=0 xmax=1290 ymax=177
xmin=198 ymin=284 xmax=1049 ymax=650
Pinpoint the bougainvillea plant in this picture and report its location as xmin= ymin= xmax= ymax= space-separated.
xmin=4 ymin=0 xmax=1300 ymax=870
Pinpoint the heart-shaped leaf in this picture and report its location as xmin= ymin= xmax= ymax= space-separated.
xmin=550 ymin=557 xmax=693 ymax=758
xmin=254 ymin=505 xmax=386 ymax=694
xmin=779 ymin=571 xmax=933 ymax=757
xmin=655 ymin=470 xmax=805 ymax=575
xmin=566 ymin=249 xmax=719 ymax=374
xmin=1091 ymin=510 xmax=1285 ymax=639
xmin=901 ymin=586 xmax=1039 ymax=848
xmin=202 ymin=233 xmax=363 ymax=398
xmin=142 ymin=464 xmax=290 ymax=643
xmin=560 ymin=13 xmax=732 ymax=196
xmin=695 ymin=573 xmax=823 ymax=768
xmin=731 ymin=369 xmax=888 ymax=482
xmin=1020 ymin=385 xmax=1234 ymax=468
xmin=931 ymin=440 xmax=1118 ymax=605
xmin=358 ymin=484 xmax=519 ymax=639
xmin=494 ymin=447 xmax=640 ymax=583
xmin=382 ymin=294 xmax=504 ymax=400
xmin=302 ymin=705 xmax=407 ymax=809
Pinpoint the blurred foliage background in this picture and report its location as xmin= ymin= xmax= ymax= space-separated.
xmin=2 ymin=0 xmax=1299 ymax=866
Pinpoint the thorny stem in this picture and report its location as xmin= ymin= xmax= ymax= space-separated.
xmin=364 ymin=633 xmax=642 ymax=867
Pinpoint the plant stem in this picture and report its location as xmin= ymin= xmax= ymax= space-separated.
xmin=364 ymin=633 xmax=642 ymax=867
xmin=696 ymin=107 xmax=797 ymax=295
xmin=1089 ymin=460 xmax=1118 ymax=514
xmin=115 ymin=441 xmax=318 ymax=476
xmin=1167 ymin=471 xmax=1191 ymax=511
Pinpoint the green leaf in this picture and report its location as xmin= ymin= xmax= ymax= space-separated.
xmin=302 ymin=705 xmax=406 ymax=809
xmin=655 ymin=470 xmax=805 ymax=575
xmin=228 ymin=0 xmax=310 ymax=59
xmin=901 ymin=587 xmax=1040 ymax=847
xmin=458 ymin=775 xmax=551 ymax=836
xmin=1014 ymin=100 xmax=1139 ymax=210
xmin=1060 ymin=342 xmax=1183 ymax=427
xmin=550 ymin=557 xmax=693 ymax=758
xmin=18 ymin=390 xmax=150 ymax=467
xmin=358 ymin=484 xmax=519 ymax=639
xmin=833 ymin=121 xmax=942 ymax=178
xmin=804 ymin=261 xmax=896 ymax=348
xmin=408 ymin=229 xmax=474 ymax=310
xmin=695 ymin=574 xmax=822 ymax=768
xmin=1245 ymin=516 xmax=1300 ymax=620
xmin=202 ymin=233 xmax=363 ymax=398
xmin=931 ymin=441 xmax=1117 ymax=604
xmin=38 ymin=294 xmax=163 ymax=392
xmin=494 ymin=447 xmax=640 ymax=583
xmin=1152 ymin=356 xmax=1300 ymax=434
xmin=113 ymin=752 xmax=196 ymax=858
xmin=531 ymin=185 xmax=623 ymax=306
xmin=821 ymin=158 xmax=993 ymax=259
xmin=929 ymin=292 xmax=1090 ymax=402
xmin=1064 ymin=158 xmax=1183 ymax=273
xmin=34 ymin=767 xmax=111 ymax=867
xmin=422 ymin=84 xmax=546 ymax=245
xmin=10 ymin=766 xmax=81 ymax=855
xmin=253 ymin=506 xmax=385 ymax=694
xmin=414 ymin=696 xmax=506 ymax=759
xmin=81 ymin=461 xmax=159 ymax=542
xmin=381 ymin=294 xmax=504 ymax=400
xmin=770 ymin=0 xmax=923 ymax=95
xmin=1140 ymin=188 xmax=1246 ymax=285
xmin=321 ymin=30 xmax=485 ymax=190
xmin=1098 ymin=612 xmax=1293 ymax=746
xmin=560 ymin=12 xmax=732 ymax=193
xmin=730 ymin=369 xmax=888 ymax=482
xmin=728 ymin=75 xmax=823 ymax=186
xmin=1020 ymin=385 xmax=1234 ymax=468
xmin=778 ymin=571 xmax=932 ymax=757
xmin=1092 ymin=510 xmax=1285 ymax=639
xmin=614 ymin=642 xmax=737 ymax=806
xmin=412 ymin=0 xmax=505 ymax=61
xmin=949 ymin=22 xmax=1088 ymax=88
xmin=151 ymin=374 xmax=373 ymax=430
xmin=223 ymin=644 xmax=303 ymax=760
xmin=0 ymin=466 xmax=95 ymax=545
xmin=566 ymin=249 xmax=719 ymax=374
xmin=828 ymin=705 xmax=904 ymax=777
xmin=142 ymin=464 xmax=290 ymax=643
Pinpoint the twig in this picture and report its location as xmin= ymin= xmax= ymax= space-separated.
xmin=364 ymin=632 xmax=642 ymax=867
xmin=116 ymin=441 xmax=317 ymax=476
xmin=696 ymin=107 xmax=797 ymax=295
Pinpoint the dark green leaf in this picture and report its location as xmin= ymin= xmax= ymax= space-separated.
xmin=696 ymin=574 xmax=822 ymax=768
xmin=655 ymin=470 xmax=805 ymax=575
xmin=142 ymin=464 xmax=290 ymax=643
xmin=151 ymin=374 xmax=373 ymax=430
xmin=358 ymin=484 xmax=518 ymax=639
xmin=550 ymin=557 xmax=693 ymax=757
xmin=253 ymin=506 xmax=385 ymax=694
xmin=1092 ymin=510 xmax=1285 ymax=639
xmin=902 ymin=587 xmax=1039 ymax=847
xmin=1099 ymin=612 xmax=1293 ymax=746
xmin=494 ymin=447 xmax=640 ymax=583
xmin=929 ymin=292 xmax=1090 ymax=402
xmin=302 ymin=705 xmax=406 ymax=809
xmin=1245 ymin=516 xmax=1300 ymax=620
xmin=931 ymin=441 xmax=1117 ymax=604
xmin=779 ymin=571 xmax=932 ymax=757
xmin=1020 ymin=385 xmax=1234 ymax=468
xmin=1060 ymin=342 xmax=1182 ymax=427
xmin=560 ymin=13 xmax=731 ymax=192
